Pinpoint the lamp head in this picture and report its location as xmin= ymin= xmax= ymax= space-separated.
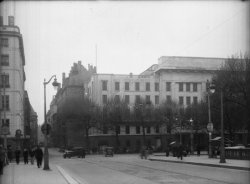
xmin=209 ymin=83 xmax=215 ymax=94
xmin=52 ymin=77 xmax=60 ymax=90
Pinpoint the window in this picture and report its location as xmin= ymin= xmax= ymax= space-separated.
xmin=0 ymin=16 xmax=3 ymax=26
xmin=1 ymin=55 xmax=9 ymax=66
xmin=115 ymin=82 xmax=120 ymax=91
xmin=146 ymin=82 xmax=150 ymax=91
xmin=1 ymin=119 xmax=10 ymax=127
xmin=102 ymin=95 xmax=107 ymax=104
xmin=102 ymin=80 xmax=108 ymax=91
xmin=125 ymin=125 xmax=130 ymax=134
xmin=146 ymin=95 xmax=150 ymax=104
xmin=8 ymin=16 xmax=14 ymax=26
xmin=135 ymin=82 xmax=140 ymax=91
xmin=147 ymin=127 xmax=151 ymax=134
xmin=179 ymin=83 xmax=183 ymax=92
xmin=193 ymin=96 xmax=198 ymax=105
xmin=186 ymin=83 xmax=190 ymax=92
xmin=136 ymin=126 xmax=140 ymax=134
xmin=186 ymin=96 xmax=191 ymax=105
xmin=1 ymin=95 xmax=9 ymax=110
xmin=179 ymin=96 xmax=184 ymax=105
xmin=135 ymin=95 xmax=140 ymax=103
xmin=166 ymin=82 xmax=171 ymax=91
xmin=114 ymin=95 xmax=120 ymax=103
xmin=193 ymin=83 xmax=198 ymax=92
xmin=116 ymin=126 xmax=120 ymax=134
xmin=155 ymin=95 xmax=159 ymax=105
xmin=1 ymin=74 xmax=10 ymax=88
xmin=155 ymin=82 xmax=159 ymax=91
xmin=155 ymin=126 xmax=159 ymax=133
xmin=166 ymin=95 xmax=171 ymax=103
xmin=1 ymin=38 xmax=8 ymax=47
xmin=125 ymin=82 xmax=129 ymax=91
xmin=125 ymin=95 xmax=130 ymax=104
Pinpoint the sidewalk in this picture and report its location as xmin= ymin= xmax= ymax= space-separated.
xmin=149 ymin=153 xmax=250 ymax=171
xmin=0 ymin=162 xmax=68 ymax=184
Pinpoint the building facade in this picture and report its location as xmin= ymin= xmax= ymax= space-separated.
xmin=86 ymin=56 xmax=226 ymax=152
xmin=0 ymin=13 xmax=37 ymax=149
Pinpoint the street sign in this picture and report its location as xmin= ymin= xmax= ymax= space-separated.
xmin=1 ymin=126 xmax=10 ymax=135
xmin=207 ymin=122 xmax=213 ymax=132
xmin=41 ymin=123 xmax=51 ymax=135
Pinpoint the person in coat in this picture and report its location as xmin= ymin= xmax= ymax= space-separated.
xmin=7 ymin=146 xmax=12 ymax=163
xmin=15 ymin=147 xmax=21 ymax=165
xmin=23 ymin=148 xmax=29 ymax=164
xmin=29 ymin=147 xmax=35 ymax=165
xmin=0 ymin=145 xmax=5 ymax=175
xmin=35 ymin=146 xmax=43 ymax=168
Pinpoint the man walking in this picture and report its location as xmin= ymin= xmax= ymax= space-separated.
xmin=15 ymin=147 xmax=21 ymax=165
xmin=35 ymin=146 xmax=43 ymax=168
xmin=0 ymin=145 xmax=5 ymax=175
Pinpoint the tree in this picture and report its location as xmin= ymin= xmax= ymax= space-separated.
xmin=102 ymin=98 xmax=130 ymax=152
xmin=211 ymin=54 xmax=250 ymax=143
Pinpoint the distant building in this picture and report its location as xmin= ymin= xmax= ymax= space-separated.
xmin=86 ymin=56 xmax=226 ymax=151
xmin=48 ymin=61 xmax=96 ymax=147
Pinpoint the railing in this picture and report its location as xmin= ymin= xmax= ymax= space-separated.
xmin=225 ymin=148 xmax=250 ymax=160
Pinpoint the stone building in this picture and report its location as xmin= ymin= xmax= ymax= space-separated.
xmin=0 ymin=14 xmax=37 ymax=149
xmin=86 ymin=56 xmax=226 ymax=152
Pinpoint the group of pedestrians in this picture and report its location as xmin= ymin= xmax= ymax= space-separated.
xmin=0 ymin=145 xmax=44 ymax=175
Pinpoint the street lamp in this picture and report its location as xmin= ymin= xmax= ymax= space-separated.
xmin=175 ymin=117 xmax=182 ymax=144
xmin=43 ymin=75 xmax=60 ymax=170
xmin=189 ymin=118 xmax=194 ymax=154
xmin=206 ymin=80 xmax=215 ymax=158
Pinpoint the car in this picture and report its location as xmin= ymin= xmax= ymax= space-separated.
xmin=63 ymin=147 xmax=86 ymax=159
xmin=104 ymin=147 xmax=114 ymax=157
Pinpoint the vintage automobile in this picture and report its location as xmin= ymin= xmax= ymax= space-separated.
xmin=63 ymin=147 xmax=85 ymax=158
xmin=104 ymin=147 xmax=114 ymax=157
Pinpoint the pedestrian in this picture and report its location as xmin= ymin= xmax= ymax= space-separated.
xmin=178 ymin=144 xmax=183 ymax=160
xmin=165 ymin=146 xmax=169 ymax=157
xmin=81 ymin=149 xmax=86 ymax=158
xmin=29 ymin=147 xmax=35 ymax=165
xmin=196 ymin=144 xmax=200 ymax=156
xmin=23 ymin=148 xmax=29 ymax=164
xmin=35 ymin=146 xmax=43 ymax=168
xmin=0 ymin=145 xmax=6 ymax=175
xmin=7 ymin=146 xmax=13 ymax=163
xmin=15 ymin=147 xmax=21 ymax=165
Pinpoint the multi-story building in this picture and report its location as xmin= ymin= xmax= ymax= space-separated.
xmin=0 ymin=15 xmax=36 ymax=149
xmin=86 ymin=56 xmax=226 ymax=152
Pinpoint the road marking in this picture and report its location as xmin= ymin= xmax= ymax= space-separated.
xmin=57 ymin=165 xmax=88 ymax=184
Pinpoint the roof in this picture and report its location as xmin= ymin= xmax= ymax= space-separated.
xmin=156 ymin=56 xmax=226 ymax=72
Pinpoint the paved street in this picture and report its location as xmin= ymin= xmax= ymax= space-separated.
xmin=51 ymin=149 xmax=249 ymax=184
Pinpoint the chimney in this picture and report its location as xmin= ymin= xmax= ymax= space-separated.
xmin=62 ymin=72 xmax=65 ymax=84
xmin=129 ymin=73 xmax=133 ymax=78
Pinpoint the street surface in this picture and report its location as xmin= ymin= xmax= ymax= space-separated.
xmin=50 ymin=149 xmax=249 ymax=184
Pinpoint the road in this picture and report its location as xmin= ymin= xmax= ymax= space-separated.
xmin=50 ymin=149 xmax=249 ymax=184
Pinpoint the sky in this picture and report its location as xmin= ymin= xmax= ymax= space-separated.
xmin=1 ymin=0 xmax=249 ymax=125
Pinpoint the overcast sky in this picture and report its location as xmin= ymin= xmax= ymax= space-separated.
xmin=1 ymin=0 xmax=249 ymax=125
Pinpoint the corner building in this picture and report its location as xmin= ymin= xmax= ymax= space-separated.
xmin=87 ymin=56 xmax=226 ymax=152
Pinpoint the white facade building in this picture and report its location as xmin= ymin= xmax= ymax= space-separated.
xmin=0 ymin=15 xmax=26 ymax=141
xmin=88 ymin=56 xmax=226 ymax=108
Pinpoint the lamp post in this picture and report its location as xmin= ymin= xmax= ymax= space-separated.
xmin=43 ymin=75 xmax=60 ymax=170
xmin=189 ymin=118 xmax=194 ymax=154
xmin=206 ymin=80 xmax=215 ymax=158
xmin=175 ymin=117 xmax=182 ymax=144
xmin=219 ymin=90 xmax=226 ymax=163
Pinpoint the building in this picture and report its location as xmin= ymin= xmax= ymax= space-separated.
xmin=0 ymin=14 xmax=36 ymax=149
xmin=49 ymin=61 xmax=96 ymax=147
xmin=86 ymin=56 xmax=226 ymax=152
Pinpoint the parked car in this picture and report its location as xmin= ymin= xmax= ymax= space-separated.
xmin=104 ymin=147 xmax=114 ymax=157
xmin=63 ymin=147 xmax=86 ymax=158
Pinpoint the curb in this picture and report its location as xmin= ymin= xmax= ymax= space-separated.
xmin=149 ymin=158 xmax=250 ymax=171
xmin=57 ymin=166 xmax=80 ymax=184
